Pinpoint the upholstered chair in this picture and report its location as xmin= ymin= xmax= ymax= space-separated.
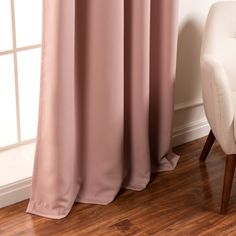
xmin=200 ymin=1 xmax=236 ymax=214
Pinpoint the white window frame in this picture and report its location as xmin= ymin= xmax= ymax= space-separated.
xmin=0 ymin=0 xmax=41 ymax=152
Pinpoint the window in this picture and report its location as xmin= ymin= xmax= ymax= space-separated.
xmin=0 ymin=0 xmax=42 ymax=150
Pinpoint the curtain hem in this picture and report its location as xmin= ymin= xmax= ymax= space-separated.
xmin=26 ymin=200 xmax=73 ymax=219
xmin=26 ymin=152 xmax=179 ymax=220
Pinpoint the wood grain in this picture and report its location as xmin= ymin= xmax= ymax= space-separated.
xmin=1 ymin=137 xmax=236 ymax=235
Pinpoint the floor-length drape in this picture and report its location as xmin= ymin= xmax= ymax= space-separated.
xmin=27 ymin=0 xmax=179 ymax=219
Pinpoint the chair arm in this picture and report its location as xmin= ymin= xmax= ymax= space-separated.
xmin=201 ymin=55 xmax=236 ymax=154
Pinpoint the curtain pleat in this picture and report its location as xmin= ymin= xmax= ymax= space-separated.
xmin=27 ymin=0 xmax=179 ymax=219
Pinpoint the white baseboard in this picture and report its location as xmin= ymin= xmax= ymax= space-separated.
xmin=0 ymin=177 xmax=31 ymax=208
xmin=172 ymin=118 xmax=210 ymax=147
xmin=0 ymin=118 xmax=210 ymax=209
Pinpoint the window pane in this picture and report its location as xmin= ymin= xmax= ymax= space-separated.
xmin=14 ymin=0 xmax=42 ymax=47
xmin=0 ymin=55 xmax=18 ymax=147
xmin=0 ymin=0 xmax=13 ymax=52
xmin=17 ymin=49 xmax=41 ymax=141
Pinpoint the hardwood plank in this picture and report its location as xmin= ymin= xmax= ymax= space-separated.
xmin=1 ymin=137 xmax=236 ymax=235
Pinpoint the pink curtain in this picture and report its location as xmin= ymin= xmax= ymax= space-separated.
xmin=27 ymin=0 xmax=179 ymax=219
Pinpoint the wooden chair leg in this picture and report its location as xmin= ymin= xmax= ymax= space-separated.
xmin=199 ymin=130 xmax=215 ymax=162
xmin=221 ymin=154 xmax=236 ymax=214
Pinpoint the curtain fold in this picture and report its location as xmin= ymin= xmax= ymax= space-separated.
xmin=27 ymin=0 xmax=179 ymax=219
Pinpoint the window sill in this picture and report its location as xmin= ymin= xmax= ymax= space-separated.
xmin=0 ymin=143 xmax=35 ymax=208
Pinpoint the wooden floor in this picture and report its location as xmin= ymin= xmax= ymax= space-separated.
xmin=1 ymin=137 xmax=236 ymax=235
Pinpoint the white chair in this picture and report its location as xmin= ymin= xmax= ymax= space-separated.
xmin=200 ymin=1 xmax=236 ymax=214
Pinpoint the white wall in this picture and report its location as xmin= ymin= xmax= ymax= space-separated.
xmin=173 ymin=0 xmax=234 ymax=146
